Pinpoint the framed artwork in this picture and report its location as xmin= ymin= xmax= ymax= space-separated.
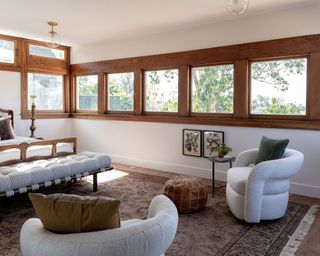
xmin=202 ymin=130 xmax=224 ymax=158
xmin=182 ymin=129 xmax=202 ymax=157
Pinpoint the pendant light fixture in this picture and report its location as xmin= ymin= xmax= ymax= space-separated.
xmin=45 ymin=21 xmax=61 ymax=48
xmin=225 ymin=0 xmax=249 ymax=15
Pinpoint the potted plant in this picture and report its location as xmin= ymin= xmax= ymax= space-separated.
xmin=215 ymin=143 xmax=232 ymax=158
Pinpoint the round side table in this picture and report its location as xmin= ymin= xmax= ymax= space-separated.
xmin=208 ymin=155 xmax=236 ymax=197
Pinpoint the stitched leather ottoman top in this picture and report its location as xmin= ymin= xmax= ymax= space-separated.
xmin=163 ymin=176 xmax=208 ymax=214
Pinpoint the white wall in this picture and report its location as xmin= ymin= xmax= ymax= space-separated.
xmin=70 ymin=3 xmax=320 ymax=198
xmin=72 ymin=120 xmax=320 ymax=198
xmin=72 ymin=3 xmax=320 ymax=63
xmin=0 ymin=71 xmax=72 ymax=139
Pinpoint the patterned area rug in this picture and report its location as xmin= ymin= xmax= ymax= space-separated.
xmin=0 ymin=169 xmax=313 ymax=256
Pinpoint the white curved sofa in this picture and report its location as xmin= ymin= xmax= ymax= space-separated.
xmin=20 ymin=195 xmax=179 ymax=256
xmin=226 ymin=148 xmax=304 ymax=223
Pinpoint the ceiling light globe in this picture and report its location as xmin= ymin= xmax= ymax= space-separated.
xmin=45 ymin=31 xmax=61 ymax=48
xmin=225 ymin=0 xmax=249 ymax=15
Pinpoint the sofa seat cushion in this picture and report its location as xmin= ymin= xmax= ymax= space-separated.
xmin=0 ymin=152 xmax=111 ymax=194
xmin=227 ymin=167 xmax=290 ymax=195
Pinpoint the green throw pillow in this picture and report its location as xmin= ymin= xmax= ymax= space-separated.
xmin=29 ymin=193 xmax=121 ymax=234
xmin=255 ymin=136 xmax=289 ymax=164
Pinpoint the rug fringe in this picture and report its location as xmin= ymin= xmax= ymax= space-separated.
xmin=280 ymin=204 xmax=319 ymax=256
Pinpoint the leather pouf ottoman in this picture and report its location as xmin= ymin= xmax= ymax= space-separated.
xmin=163 ymin=176 xmax=208 ymax=214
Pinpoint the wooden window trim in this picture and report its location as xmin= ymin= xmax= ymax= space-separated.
xmin=69 ymin=112 xmax=320 ymax=130
xmin=106 ymin=71 xmax=135 ymax=114
xmin=143 ymin=67 xmax=180 ymax=115
xmin=248 ymin=56 xmax=308 ymax=119
xmin=0 ymin=32 xmax=318 ymax=130
xmin=27 ymin=41 xmax=68 ymax=75
xmin=190 ymin=62 xmax=235 ymax=117
xmin=69 ymin=34 xmax=320 ymax=131
xmin=0 ymin=35 xmax=18 ymax=71
xmin=0 ymin=33 xmax=70 ymax=117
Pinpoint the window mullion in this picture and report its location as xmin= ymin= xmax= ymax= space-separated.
xmin=234 ymin=60 xmax=249 ymax=119
xmin=178 ymin=65 xmax=190 ymax=117
xmin=98 ymin=72 xmax=106 ymax=114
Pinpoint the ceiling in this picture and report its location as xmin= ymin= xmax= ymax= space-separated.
xmin=0 ymin=0 xmax=317 ymax=47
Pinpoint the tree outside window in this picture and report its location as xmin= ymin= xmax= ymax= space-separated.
xmin=108 ymin=72 xmax=134 ymax=111
xmin=145 ymin=69 xmax=179 ymax=112
xmin=251 ymin=58 xmax=307 ymax=115
xmin=77 ymin=75 xmax=98 ymax=111
xmin=192 ymin=65 xmax=234 ymax=113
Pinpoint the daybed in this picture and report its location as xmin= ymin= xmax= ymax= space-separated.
xmin=0 ymin=108 xmax=113 ymax=199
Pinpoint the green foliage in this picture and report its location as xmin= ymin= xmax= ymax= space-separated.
xmin=251 ymin=95 xmax=305 ymax=115
xmin=146 ymin=70 xmax=178 ymax=112
xmin=251 ymin=59 xmax=306 ymax=91
xmin=77 ymin=59 xmax=306 ymax=115
xmin=192 ymin=65 xmax=233 ymax=113
xmin=78 ymin=76 xmax=97 ymax=96
xmin=215 ymin=143 xmax=232 ymax=157
xmin=250 ymin=59 xmax=306 ymax=115
xmin=108 ymin=73 xmax=134 ymax=111
xmin=193 ymin=59 xmax=306 ymax=115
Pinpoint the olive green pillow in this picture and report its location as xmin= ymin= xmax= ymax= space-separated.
xmin=255 ymin=136 xmax=289 ymax=164
xmin=29 ymin=193 xmax=120 ymax=234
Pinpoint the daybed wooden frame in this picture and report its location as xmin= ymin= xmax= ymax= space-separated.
xmin=0 ymin=137 xmax=113 ymax=198
xmin=0 ymin=137 xmax=77 ymax=167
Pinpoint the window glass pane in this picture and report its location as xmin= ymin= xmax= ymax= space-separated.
xmin=192 ymin=64 xmax=234 ymax=113
xmin=108 ymin=72 xmax=134 ymax=111
xmin=0 ymin=39 xmax=14 ymax=63
xmin=251 ymin=58 xmax=307 ymax=115
xmin=77 ymin=75 xmax=98 ymax=110
xmin=145 ymin=69 xmax=178 ymax=112
xmin=28 ymin=73 xmax=63 ymax=110
xmin=29 ymin=45 xmax=64 ymax=59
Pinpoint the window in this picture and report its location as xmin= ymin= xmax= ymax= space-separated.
xmin=29 ymin=44 xmax=65 ymax=59
xmin=28 ymin=73 xmax=63 ymax=110
xmin=191 ymin=64 xmax=234 ymax=114
xmin=76 ymin=75 xmax=98 ymax=111
xmin=0 ymin=39 xmax=14 ymax=63
xmin=108 ymin=72 xmax=134 ymax=111
xmin=250 ymin=58 xmax=307 ymax=115
xmin=145 ymin=69 xmax=178 ymax=112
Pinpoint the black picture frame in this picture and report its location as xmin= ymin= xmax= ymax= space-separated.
xmin=202 ymin=130 xmax=225 ymax=158
xmin=182 ymin=129 xmax=202 ymax=157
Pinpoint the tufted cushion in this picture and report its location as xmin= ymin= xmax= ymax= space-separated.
xmin=163 ymin=176 xmax=208 ymax=214
xmin=0 ymin=152 xmax=111 ymax=194
xmin=227 ymin=167 xmax=290 ymax=195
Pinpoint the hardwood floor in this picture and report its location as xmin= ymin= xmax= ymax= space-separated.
xmin=296 ymin=206 xmax=320 ymax=256
xmin=114 ymin=162 xmax=320 ymax=255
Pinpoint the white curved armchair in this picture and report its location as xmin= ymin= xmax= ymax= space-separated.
xmin=226 ymin=148 xmax=304 ymax=223
xmin=20 ymin=195 xmax=178 ymax=256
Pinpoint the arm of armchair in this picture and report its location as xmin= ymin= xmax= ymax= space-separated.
xmin=234 ymin=148 xmax=259 ymax=167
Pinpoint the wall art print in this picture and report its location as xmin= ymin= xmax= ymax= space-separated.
xmin=203 ymin=130 xmax=224 ymax=158
xmin=182 ymin=129 xmax=202 ymax=157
